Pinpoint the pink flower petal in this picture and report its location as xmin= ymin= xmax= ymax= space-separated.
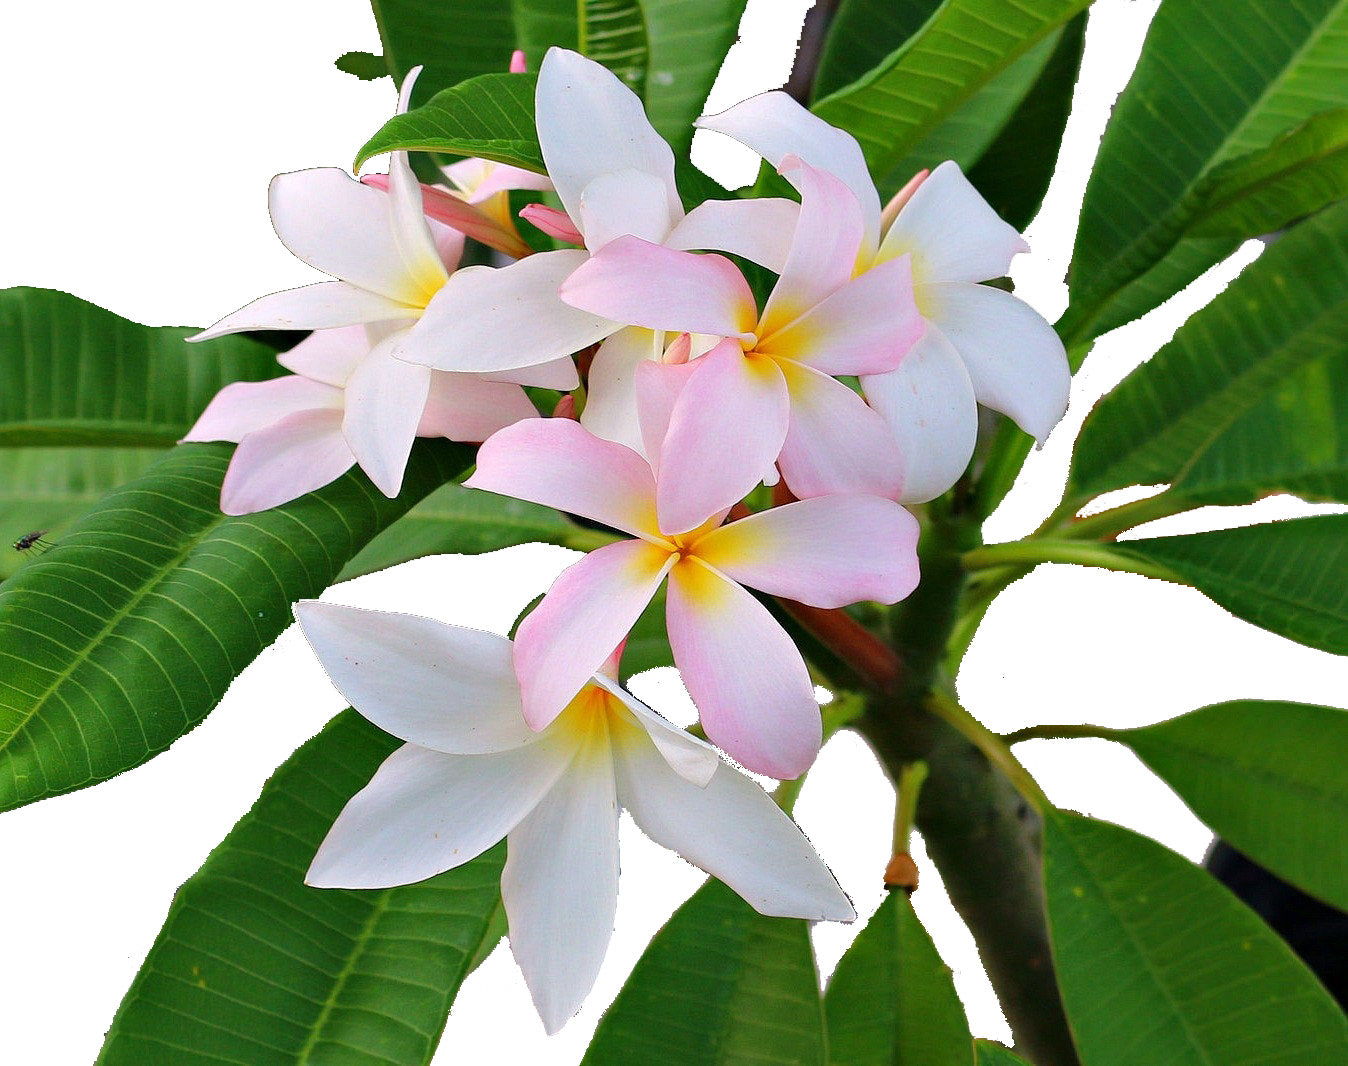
xmin=276 ymin=324 xmax=374 ymax=387
xmin=183 ymin=376 xmax=342 ymax=443
xmin=521 ymin=203 xmax=585 ymax=246
xmin=466 ymin=417 xmax=659 ymax=538
xmin=503 ymin=742 xmax=620 ymax=1034
xmin=922 ymin=281 xmax=1070 ymax=443
xmin=219 ymin=408 xmax=355 ymax=515
xmin=560 ymin=236 xmax=757 ymax=339
xmin=694 ymin=494 xmax=920 ymax=608
xmin=878 ymin=160 xmax=1029 ymax=284
xmin=772 ymin=359 xmax=905 ymax=500
xmin=634 ymin=357 xmax=698 ymax=473
xmin=484 ymin=355 xmax=579 ymax=391
xmin=417 ymin=372 xmax=538 ymax=442
xmin=410 ymin=249 xmax=616 ymax=373
xmin=580 ymin=326 xmax=662 ymax=453
xmin=654 ymin=340 xmax=790 ymax=536
xmin=514 ymin=539 xmax=674 ymax=729
xmin=342 ymin=333 xmax=432 ymax=497
xmin=536 ymin=48 xmax=681 ymax=242
xmin=696 ymin=91 xmax=882 ymax=249
xmin=666 ymin=196 xmax=800 ymax=274
xmin=665 ymin=558 xmax=821 ymax=779
xmin=861 ymin=324 xmax=980 ymax=504
xmin=759 ymin=254 xmax=923 ymax=376
xmin=758 ymin=158 xmax=864 ymax=338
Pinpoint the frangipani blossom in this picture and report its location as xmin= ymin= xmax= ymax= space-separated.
xmin=465 ymin=418 xmax=920 ymax=778
xmin=560 ymin=157 xmax=925 ymax=516
xmin=184 ymin=324 xmax=539 ymax=512
xmin=399 ymin=47 xmax=801 ymax=385
xmin=295 ymin=600 xmax=854 ymax=1034
xmin=698 ymin=92 xmax=1070 ymax=502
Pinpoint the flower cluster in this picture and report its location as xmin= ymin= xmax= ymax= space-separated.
xmin=186 ymin=48 xmax=1068 ymax=1032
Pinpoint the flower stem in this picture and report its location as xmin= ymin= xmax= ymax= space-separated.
xmin=961 ymin=539 xmax=1178 ymax=580
xmin=1059 ymin=492 xmax=1194 ymax=541
xmin=1004 ymin=722 xmax=1123 ymax=745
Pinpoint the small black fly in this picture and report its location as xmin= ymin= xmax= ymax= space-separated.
xmin=13 ymin=530 xmax=50 ymax=554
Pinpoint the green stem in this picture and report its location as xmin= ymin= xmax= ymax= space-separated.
xmin=1005 ymin=722 xmax=1123 ymax=745
xmin=1059 ymin=492 xmax=1194 ymax=541
xmin=924 ymin=691 xmax=1049 ymax=812
xmin=893 ymin=760 xmax=928 ymax=855
xmin=962 ymin=539 xmax=1177 ymax=579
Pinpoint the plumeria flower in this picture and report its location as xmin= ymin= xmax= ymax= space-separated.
xmin=184 ymin=324 xmax=539 ymax=513
xmin=698 ymin=92 xmax=1070 ymax=502
xmin=559 ymin=157 xmax=925 ymax=518
xmin=398 ymin=47 xmax=801 ymax=389
xmin=465 ymin=417 xmax=920 ymax=778
xmin=187 ymin=68 xmax=574 ymax=501
xmin=295 ymin=601 xmax=855 ymax=1034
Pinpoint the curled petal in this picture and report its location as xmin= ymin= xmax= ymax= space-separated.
xmin=294 ymin=602 xmax=535 ymax=754
xmin=666 ymin=558 xmax=820 ymax=779
xmin=191 ymin=282 xmax=412 ymax=341
xmin=581 ymin=327 xmax=663 ymax=453
xmin=514 ymin=540 xmax=673 ymax=729
xmin=466 ymin=417 xmax=658 ymax=537
xmin=521 ymin=203 xmax=585 ymax=246
xmin=861 ymin=325 xmax=980 ymax=504
xmin=597 ymin=675 xmax=719 ymax=787
xmin=634 ymin=357 xmax=698 ymax=473
xmin=364 ymin=174 xmax=534 ymax=260
xmin=219 ymin=409 xmax=355 ymax=515
xmin=694 ymin=494 xmax=920 ymax=608
xmin=922 ymin=281 xmax=1070 ymax=443
xmin=878 ymin=160 xmax=1029 ymax=284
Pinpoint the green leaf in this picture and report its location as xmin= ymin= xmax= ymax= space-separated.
xmin=98 ymin=711 xmax=505 ymax=1066
xmin=0 ymin=448 xmax=162 ymax=579
xmin=974 ymin=1042 xmax=1033 ymax=1066
xmin=810 ymin=0 xmax=1091 ymax=200
xmin=965 ymin=13 xmax=1087 ymax=231
xmin=1190 ymin=107 xmax=1348 ymax=238
xmin=1118 ymin=700 xmax=1348 ymax=913
xmin=824 ymin=890 xmax=974 ymax=1065
xmin=1114 ymin=515 xmax=1348 ymax=655
xmin=812 ymin=0 xmax=937 ymax=102
xmin=581 ymin=879 xmax=825 ymax=1065
xmin=338 ymin=480 xmax=589 ymax=580
xmin=511 ymin=0 xmax=580 ymax=67
xmin=641 ymin=0 xmax=748 ymax=156
xmin=356 ymin=71 xmax=545 ymax=173
xmin=1068 ymin=199 xmax=1348 ymax=506
xmin=583 ymin=0 xmax=649 ymax=96
xmin=0 ymin=287 xmax=282 ymax=447
xmin=335 ymin=50 xmax=390 ymax=81
xmin=1060 ymin=0 xmax=1348 ymax=347
xmin=367 ymin=0 xmax=517 ymax=99
xmin=0 ymin=440 xmax=470 ymax=813
xmin=1043 ymin=810 xmax=1348 ymax=1066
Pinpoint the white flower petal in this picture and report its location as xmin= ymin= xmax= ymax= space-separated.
xmin=503 ymin=740 xmax=621 ymax=1034
xmin=614 ymin=737 xmax=854 ymax=921
xmin=192 ymin=282 xmax=412 ymax=341
xmin=594 ymin=674 xmax=719 ymax=787
xmin=342 ymin=333 xmax=432 ymax=497
xmin=578 ymin=169 xmax=676 ymax=250
xmin=218 ymin=409 xmax=355 ymax=515
xmin=307 ymin=738 xmax=573 ymax=890
xmin=580 ymin=326 xmax=661 ymax=453
xmin=183 ymin=376 xmax=342 ymax=444
xmin=276 ymin=324 xmax=378 ymax=387
xmin=293 ymin=601 xmax=535 ymax=754
xmin=666 ymin=196 xmax=800 ymax=274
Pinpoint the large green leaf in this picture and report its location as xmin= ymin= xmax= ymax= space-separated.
xmin=0 ymin=287 xmax=281 ymax=447
xmin=965 ymin=14 xmax=1087 ymax=231
xmin=367 ymin=0 xmax=517 ymax=99
xmin=1114 ymin=515 xmax=1348 ymax=655
xmin=812 ymin=0 xmax=936 ymax=101
xmin=338 ymin=480 xmax=592 ymax=580
xmin=1068 ymin=200 xmax=1348 ymax=506
xmin=1190 ymin=108 xmax=1348 ymax=238
xmin=974 ymin=1043 xmax=1033 ymax=1066
xmin=1043 ymin=811 xmax=1348 ymax=1066
xmin=98 ymin=711 xmax=505 ymax=1066
xmin=356 ymin=71 xmax=545 ymax=173
xmin=824 ymin=890 xmax=974 ymax=1065
xmin=0 ymin=448 xmax=162 ymax=580
xmin=642 ymin=0 xmax=748 ymax=156
xmin=1060 ymin=0 xmax=1348 ymax=347
xmin=511 ymin=0 xmax=581 ymax=68
xmin=584 ymin=0 xmax=649 ymax=96
xmin=581 ymin=879 xmax=825 ymax=1065
xmin=1118 ymin=701 xmax=1348 ymax=913
xmin=810 ymin=0 xmax=1091 ymax=200
xmin=0 ymin=440 xmax=470 ymax=813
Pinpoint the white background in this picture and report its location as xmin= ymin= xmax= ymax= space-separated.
xmin=2 ymin=1 xmax=1346 ymax=1062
